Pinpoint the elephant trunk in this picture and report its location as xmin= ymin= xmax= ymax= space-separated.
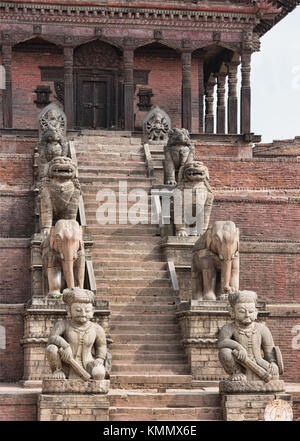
xmin=221 ymin=259 xmax=232 ymax=293
xmin=62 ymin=260 xmax=75 ymax=289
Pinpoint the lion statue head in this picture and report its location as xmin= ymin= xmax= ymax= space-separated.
xmin=178 ymin=161 xmax=210 ymax=185
xmin=167 ymin=128 xmax=191 ymax=147
xmin=46 ymin=156 xmax=77 ymax=181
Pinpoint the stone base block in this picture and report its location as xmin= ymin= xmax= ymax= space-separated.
xmin=42 ymin=379 xmax=110 ymax=394
xmin=221 ymin=393 xmax=292 ymax=421
xmin=220 ymin=379 xmax=285 ymax=394
xmin=38 ymin=392 xmax=110 ymax=421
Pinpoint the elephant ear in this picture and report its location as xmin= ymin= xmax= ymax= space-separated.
xmin=78 ymin=226 xmax=84 ymax=250
xmin=49 ymin=226 xmax=56 ymax=250
xmin=236 ymin=227 xmax=240 ymax=251
xmin=205 ymin=227 xmax=212 ymax=250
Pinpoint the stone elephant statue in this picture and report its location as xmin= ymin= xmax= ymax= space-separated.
xmin=41 ymin=219 xmax=85 ymax=297
xmin=191 ymin=221 xmax=239 ymax=301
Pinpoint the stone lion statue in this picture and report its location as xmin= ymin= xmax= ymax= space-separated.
xmin=174 ymin=161 xmax=214 ymax=237
xmin=39 ymin=156 xmax=81 ymax=232
xmin=164 ymin=128 xmax=195 ymax=186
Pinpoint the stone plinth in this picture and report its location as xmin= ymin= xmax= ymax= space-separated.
xmin=221 ymin=393 xmax=292 ymax=421
xmin=21 ymin=298 xmax=110 ymax=387
xmin=42 ymin=379 xmax=110 ymax=394
xmin=38 ymin=380 xmax=110 ymax=421
xmin=220 ymin=379 xmax=285 ymax=394
xmin=177 ymin=300 xmax=269 ymax=382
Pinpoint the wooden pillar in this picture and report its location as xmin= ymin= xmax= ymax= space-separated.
xmin=181 ymin=50 xmax=192 ymax=132
xmin=198 ymin=53 xmax=205 ymax=133
xmin=216 ymin=68 xmax=227 ymax=134
xmin=123 ymin=47 xmax=134 ymax=131
xmin=63 ymin=46 xmax=74 ymax=129
xmin=227 ymin=60 xmax=239 ymax=134
xmin=2 ymin=44 xmax=13 ymax=128
xmin=205 ymin=74 xmax=216 ymax=134
xmin=240 ymin=51 xmax=251 ymax=134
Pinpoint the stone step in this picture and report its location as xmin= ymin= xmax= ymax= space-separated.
xmin=101 ymin=295 xmax=175 ymax=305
xmin=110 ymin=314 xmax=177 ymax=324
xmin=92 ymin=251 xmax=163 ymax=261
xmin=110 ymin=353 xmax=187 ymax=363
xmin=81 ymin=183 xmax=152 ymax=192
xmin=94 ymin=268 xmax=168 ymax=278
xmin=97 ymin=287 xmax=174 ymax=295
xmin=79 ymin=169 xmax=147 ymax=177
xmin=88 ymin=227 xmax=158 ymax=235
xmin=110 ymin=374 xmax=192 ymax=389
xmin=93 ymin=261 xmax=167 ymax=270
xmin=96 ymin=279 xmax=171 ymax=288
xmin=111 ymin=333 xmax=180 ymax=344
xmin=78 ymin=161 xmax=146 ymax=169
xmin=110 ymin=323 xmax=179 ymax=333
xmin=78 ymin=153 xmax=143 ymax=161
xmin=110 ymin=390 xmax=221 ymax=408
xmin=93 ymin=236 xmax=161 ymax=244
xmin=111 ymin=364 xmax=189 ymax=374
xmin=79 ymin=176 xmax=153 ymax=184
xmin=109 ymin=406 xmax=222 ymax=421
xmin=110 ymin=342 xmax=184 ymax=353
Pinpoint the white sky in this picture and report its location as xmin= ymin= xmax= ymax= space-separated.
xmin=251 ymin=6 xmax=300 ymax=143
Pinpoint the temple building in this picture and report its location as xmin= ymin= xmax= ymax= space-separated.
xmin=0 ymin=0 xmax=300 ymax=422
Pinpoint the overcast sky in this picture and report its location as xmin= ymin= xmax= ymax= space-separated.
xmin=251 ymin=6 xmax=300 ymax=143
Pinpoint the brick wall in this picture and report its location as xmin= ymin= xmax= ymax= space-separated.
xmin=0 ymin=240 xmax=31 ymax=304
xmin=267 ymin=310 xmax=300 ymax=383
xmin=200 ymin=158 xmax=300 ymax=189
xmin=0 ymin=392 xmax=37 ymax=421
xmin=0 ymin=193 xmax=34 ymax=237
xmin=210 ymin=199 xmax=300 ymax=241
xmin=134 ymin=52 xmax=199 ymax=132
xmin=12 ymin=49 xmax=63 ymax=130
xmin=0 ymin=136 xmax=36 ymax=155
xmin=240 ymin=252 xmax=300 ymax=304
xmin=0 ymin=154 xmax=33 ymax=188
xmin=0 ymin=305 xmax=24 ymax=382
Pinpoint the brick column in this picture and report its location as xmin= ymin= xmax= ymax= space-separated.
xmin=227 ymin=60 xmax=239 ymax=134
xmin=216 ymin=70 xmax=227 ymax=134
xmin=2 ymin=44 xmax=13 ymax=128
xmin=205 ymin=74 xmax=216 ymax=134
xmin=240 ymin=51 xmax=251 ymax=134
xmin=181 ymin=50 xmax=192 ymax=132
xmin=63 ymin=46 xmax=74 ymax=129
xmin=123 ymin=47 xmax=134 ymax=131
xmin=198 ymin=53 xmax=205 ymax=133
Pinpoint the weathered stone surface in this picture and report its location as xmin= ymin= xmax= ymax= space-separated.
xmin=221 ymin=393 xmax=292 ymax=421
xmin=218 ymin=291 xmax=285 ymax=393
xmin=163 ymin=128 xmax=194 ymax=186
xmin=38 ymin=393 xmax=109 ymax=421
xmin=41 ymin=219 xmax=85 ymax=297
xmin=192 ymin=221 xmax=239 ymax=300
xmin=143 ymin=106 xmax=170 ymax=143
xmin=42 ymin=379 xmax=110 ymax=394
xmin=175 ymin=161 xmax=214 ymax=237
xmin=46 ymin=288 xmax=110 ymax=382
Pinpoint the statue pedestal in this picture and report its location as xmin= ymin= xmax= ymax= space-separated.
xmin=177 ymin=300 xmax=269 ymax=383
xmin=38 ymin=379 xmax=110 ymax=421
xmin=221 ymin=392 xmax=292 ymax=421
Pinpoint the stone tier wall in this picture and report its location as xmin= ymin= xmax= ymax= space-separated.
xmin=0 ymin=304 xmax=24 ymax=382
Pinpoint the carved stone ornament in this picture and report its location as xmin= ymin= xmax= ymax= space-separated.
xmin=175 ymin=161 xmax=214 ymax=238
xmin=163 ymin=128 xmax=194 ymax=185
xmin=218 ymin=290 xmax=285 ymax=393
xmin=74 ymin=40 xmax=120 ymax=68
xmin=43 ymin=288 xmax=111 ymax=393
xmin=45 ymin=287 xmax=111 ymax=387
xmin=38 ymin=103 xmax=67 ymax=142
xmin=143 ymin=106 xmax=170 ymax=143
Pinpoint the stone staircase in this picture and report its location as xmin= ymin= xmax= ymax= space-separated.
xmin=74 ymin=131 xmax=222 ymax=421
